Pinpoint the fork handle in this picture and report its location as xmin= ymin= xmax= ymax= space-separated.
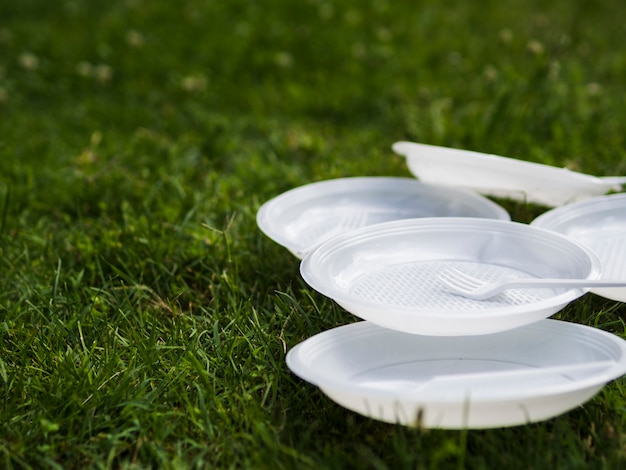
xmin=501 ymin=279 xmax=626 ymax=289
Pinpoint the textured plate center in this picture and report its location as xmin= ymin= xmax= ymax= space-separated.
xmin=349 ymin=261 xmax=560 ymax=310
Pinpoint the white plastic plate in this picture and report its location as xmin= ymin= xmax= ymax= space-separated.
xmin=532 ymin=193 xmax=626 ymax=302
xmin=392 ymin=141 xmax=626 ymax=207
xmin=256 ymin=177 xmax=509 ymax=258
xmin=286 ymin=320 xmax=626 ymax=429
xmin=300 ymin=218 xmax=600 ymax=336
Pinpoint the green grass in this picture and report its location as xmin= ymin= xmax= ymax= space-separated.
xmin=1 ymin=0 xmax=626 ymax=468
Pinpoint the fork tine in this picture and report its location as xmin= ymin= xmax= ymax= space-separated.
xmin=438 ymin=267 xmax=492 ymax=299
xmin=450 ymin=268 xmax=481 ymax=288
xmin=441 ymin=267 xmax=485 ymax=290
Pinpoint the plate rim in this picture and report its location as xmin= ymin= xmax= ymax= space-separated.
xmin=532 ymin=192 xmax=626 ymax=229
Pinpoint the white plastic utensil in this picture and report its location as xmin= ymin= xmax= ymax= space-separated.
xmin=406 ymin=360 xmax=615 ymax=390
xmin=531 ymin=193 xmax=626 ymax=302
xmin=392 ymin=141 xmax=626 ymax=207
xmin=439 ymin=267 xmax=626 ymax=300
xmin=286 ymin=320 xmax=626 ymax=429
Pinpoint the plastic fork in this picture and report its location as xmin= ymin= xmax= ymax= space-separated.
xmin=409 ymin=359 xmax=615 ymax=393
xmin=438 ymin=267 xmax=626 ymax=300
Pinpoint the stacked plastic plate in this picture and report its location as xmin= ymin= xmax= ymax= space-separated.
xmin=256 ymin=144 xmax=626 ymax=430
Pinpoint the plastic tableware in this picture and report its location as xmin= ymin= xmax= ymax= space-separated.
xmin=285 ymin=320 xmax=626 ymax=429
xmin=300 ymin=218 xmax=601 ymax=336
xmin=392 ymin=141 xmax=626 ymax=207
xmin=531 ymin=193 xmax=626 ymax=302
xmin=438 ymin=267 xmax=626 ymax=300
xmin=256 ymin=177 xmax=509 ymax=258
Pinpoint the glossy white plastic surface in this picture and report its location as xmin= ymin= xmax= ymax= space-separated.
xmin=532 ymin=193 xmax=626 ymax=302
xmin=256 ymin=177 xmax=509 ymax=258
xmin=300 ymin=218 xmax=600 ymax=336
xmin=286 ymin=320 xmax=626 ymax=429
xmin=392 ymin=141 xmax=626 ymax=207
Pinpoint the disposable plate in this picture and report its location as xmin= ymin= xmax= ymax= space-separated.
xmin=256 ymin=177 xmax=509 ymax=258
xmin=392 ymin=141 xmax=626 ymax=207
xmin=300 ymin=218 xmax=600 ymax=336
xmin=531 ymin=193 xmax=626 ymax=302
xmin=286 ymin=320 xmax=626 ymax=429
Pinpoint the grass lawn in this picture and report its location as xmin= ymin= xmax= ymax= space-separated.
xmin=1 ymin=0 xmax=626 ymax=468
